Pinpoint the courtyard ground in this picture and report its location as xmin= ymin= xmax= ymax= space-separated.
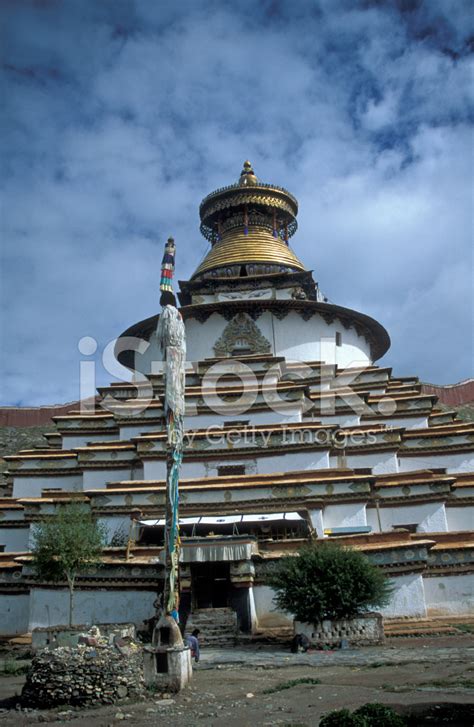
xmin=0 ymin=635 xmax=473 ymax=726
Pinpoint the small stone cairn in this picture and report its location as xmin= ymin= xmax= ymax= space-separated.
xmin=21 ymin=627 xmax=145 ymax=708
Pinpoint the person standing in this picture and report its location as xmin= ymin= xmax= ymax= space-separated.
xmin=185 ymin=629 xmax=201 ymax=662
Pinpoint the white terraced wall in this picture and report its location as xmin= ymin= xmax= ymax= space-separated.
xmin=366 ymin=502 xmax=448 ymax=533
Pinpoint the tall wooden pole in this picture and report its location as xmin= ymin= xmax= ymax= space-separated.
xmin=156 ymin=238 xmax=186 ymax=616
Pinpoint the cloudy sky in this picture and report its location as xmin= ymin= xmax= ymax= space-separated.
xmin=1 ymin=0 xmax=473 ymax=406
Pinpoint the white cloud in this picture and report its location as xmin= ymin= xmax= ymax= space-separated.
xmin=1 ymin=0 xmax=472 ymax=404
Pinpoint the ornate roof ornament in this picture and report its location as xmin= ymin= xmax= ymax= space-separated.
xmin=213 ymin=312 xmax=272 ymax=357
xmin=193 ymin=161 xmax=305 ymax=279
xmin=239 ymin=160 xmax=258 ymax=186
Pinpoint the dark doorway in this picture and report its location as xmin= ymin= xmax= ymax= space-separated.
xmin=192 ymin=562 xmax=230 ymax=609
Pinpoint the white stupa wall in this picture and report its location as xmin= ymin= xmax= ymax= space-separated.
xmin=28 ymin=588 xmax=157 ymax=630
xmin=363 ymin=416 xmax=429 ymax=430
xmin=424 ymin=574 xmax=474 ymax=616
xmin=1 ymin=594 xmax=30 ymax=635
xmin=143 ymin=449 xmax=330 ymax=480
xmin=323 ymin=503 xmax=367 ymax=529
xmin=62 ymin=433 xmax=118 ymax=448
xmin=308 ymin=509 xmax=324 ymax=537
xmin=446 ymin=507 xmax=473 ymax=531
xmin=381 ymin=573 xmax=427 ymax=618
xmin=184 ymin=409 xmax=302 ymax=429
xmin=399 ymin=452 xmax=474 ymax=474
xmin=82 ymin=468 xmax=132 ymax=490
xmin=330 ymin=451 xmax=399 ymax=474
xmin=253 ymin=572 xmax=430 ymax=625
xmin=252 ymin=585 xmax=292 ymax=628
xmin=0 ymin=528 xmax=29 ymax=552
xmin=366 ymin=502 xmax=448 ymax=533
xmin=98 ymin=515 xmax=132 ymax=544
xmin=12 ymin=474 xmax=83 ymax=498
xmin=135 ymin=310 xmax=373 ymax=376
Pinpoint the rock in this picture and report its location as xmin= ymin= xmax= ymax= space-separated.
xmin=114 ymin=712 xmax=125 ymax=720
xmin=246 ymin=692 xmax=255 ymax=698
xmin=78 ymin=636 xmax=97 ymax=647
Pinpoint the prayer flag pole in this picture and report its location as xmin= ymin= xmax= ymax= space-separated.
xmin=156 ymin=237 xmax=186 ymax=618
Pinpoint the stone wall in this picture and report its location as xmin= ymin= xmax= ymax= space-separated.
xmin=295 ymin=613 xmax=384 ymax=647
xmin=21 ymin=643 xmax=145 ymax=708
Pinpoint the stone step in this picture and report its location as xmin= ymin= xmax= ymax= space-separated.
xmin=189 ymin=617 xmax=237 ymax=625
xmin=385 ymin=616 xmax=474 ymax=626
xmin=385 ymin=626 xmax=459 ymax=637
xmin=384 ymin=619 xmax=463 ymax=637
xmin=189 ymin=620 xmax=237 ymax=629
xmin=187 ymin=623 xmax=237 ymax=633
xmin=186 ymin=607 xmax=238 ymax=646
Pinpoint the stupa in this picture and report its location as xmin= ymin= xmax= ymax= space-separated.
xmin=1 ymin=162 xmax=472 ymax=639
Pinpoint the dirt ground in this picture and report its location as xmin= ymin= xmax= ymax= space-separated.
xmin=0 ymin=636 xmax=473 ymax=726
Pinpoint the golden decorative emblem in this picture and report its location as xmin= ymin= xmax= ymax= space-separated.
xmin=213 ymin=312 xmax=272 ymax=357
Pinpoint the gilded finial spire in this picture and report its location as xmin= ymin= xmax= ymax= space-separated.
xmin=239 ymin=160 xmax=258 ymax=186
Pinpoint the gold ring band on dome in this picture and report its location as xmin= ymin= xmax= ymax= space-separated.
xmin=193 ymin=226 xmax=305 ymax=277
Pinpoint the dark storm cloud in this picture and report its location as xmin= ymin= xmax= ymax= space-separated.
xmin=1 ymin=0 xmax=472 ymax=404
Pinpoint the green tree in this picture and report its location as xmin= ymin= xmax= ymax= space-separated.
xmin=31 ymin=502 xmax=107 ymax=626
xmin=266 ymin=541 xmax=392 ymax=624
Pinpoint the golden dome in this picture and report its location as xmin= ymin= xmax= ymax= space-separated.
xmin=193 ymin=226 xmax=305 ymax=278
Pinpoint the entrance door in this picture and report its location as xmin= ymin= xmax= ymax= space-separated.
xmin=192 ymin=562 xmax=230 ymax=609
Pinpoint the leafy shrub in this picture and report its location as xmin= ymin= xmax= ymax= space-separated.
xmin=354 ymin=703 xmax=406 ymax=726
xmin=266 ymin=541 xmax=392 ymax=623
xmin=319 ymin=703 xmax=407 ymax=727
xmin=262 ymin=677 xmax=320 ymax=694
xmin=1 ymin=660 xmax=30 ymax=676
xmin=319 ymin=709 xmax=364 ymax=727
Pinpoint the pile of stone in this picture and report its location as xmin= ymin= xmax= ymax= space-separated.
xmin=21 ymin=629 xmax=145 ymax=708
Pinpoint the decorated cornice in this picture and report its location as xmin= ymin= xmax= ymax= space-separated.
xmin=178 ymin=269 xmax=317 ymax=305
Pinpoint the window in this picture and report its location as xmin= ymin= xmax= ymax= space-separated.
xmin=393 ymin=523 xmax=418 ymax=533
xmin=335 ymin=331 xmax=342 ymax=347
xmin=217 ymin=465 xmax=246 ymax=477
